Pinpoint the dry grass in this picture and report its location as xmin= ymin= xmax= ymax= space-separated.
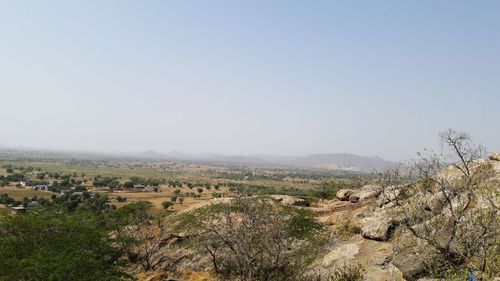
xmin=0 ymin=187 xmax=53 ymax=200
xmin=97 ymin=185 xmax=228 ymax=212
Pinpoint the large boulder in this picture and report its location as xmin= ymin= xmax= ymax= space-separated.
xmin=377 ymin=186 xmax=403 ymax=207
xmin=392 ymin=230 xmax=438 ymax=281
xmin=337 ymin=189 xmax=355 ymax=201
xmin=490 ymin=152 xmax=500 ymax=161
xmin=359 ymin=213 xmax=395 ymax=241
xmin=357 ymin=185 xmax=382 ymax=200
xmin=421 ymin=191 xmax=447 ymax=213
xmin=348 ymin=185 xmax=382 ymax=203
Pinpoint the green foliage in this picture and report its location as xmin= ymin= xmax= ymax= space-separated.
xmin=162 ymin=200 xmax=173 ymax=209
xmin=285 ymin=207 xmax=323 ymax=239
xmin=93 ymin=175 xmax=120 ymax=188
xmin=178 ymin=198 xmax=324 ymax=281
xmin=0 ymin=209 xmax=128 ymax=281
xmin=114 ymin=201 xmax=153 ymax=220
xmin=0 ymin=194 xmax=15 ymax=205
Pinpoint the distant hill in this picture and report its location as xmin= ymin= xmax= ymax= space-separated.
xmin=133 ymin=151 xmax=397 ymax=172
xmin=291 ymin=153 xmax=394 ymax=171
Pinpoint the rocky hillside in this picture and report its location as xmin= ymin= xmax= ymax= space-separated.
xmin=137 ymin=153 xmax=499 ymax=281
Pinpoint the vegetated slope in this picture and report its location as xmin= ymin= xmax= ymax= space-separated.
xmin=148 ymin=153 xmax=499 ymax=281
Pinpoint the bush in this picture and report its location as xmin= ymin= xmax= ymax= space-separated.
xmin=179 ymin=198 xmax=323 ymax=281
xmin=326 ymin=264 xmax=364 ymax=281
xmin=162 ymin=201 xmax=172 ymax=209
xmin=0 ymin=209 xmax=127 ymax=280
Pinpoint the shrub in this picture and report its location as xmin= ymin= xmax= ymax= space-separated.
xmin=162 ymin=201 xmax=173 ymax=209
xmin=179 ymin=198 xmax=323 ymax=281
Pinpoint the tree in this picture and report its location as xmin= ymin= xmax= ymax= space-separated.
xmin=171 ymin=196 xmax=178 ymax=203
xmin=178 ymin=197 xmax=184 ymax=205
xmin=179 ymin=198 xmax=323 ymax=281
xmin=0 ymin=209 xmax=127 ymax=281
xmin=197 ymin=187 xmax=203 ymax=194
xmin=123 ymin=181 xmax=134 ymax=189
xmin=5 ymin=168 xmax=13 ymax=174
xmin=162 ymin=201 xmax=172 ymax=209
xmin=112 ymin=202 xmax=166 ymax=271
xmin=173 ymin=189 xmax=181 ymax=195
xmin=382 ymin=129 xmax=499 ymax=279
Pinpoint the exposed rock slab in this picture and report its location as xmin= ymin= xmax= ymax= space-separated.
xmin=337 ymin=189 xmax=355 ymax=201
xmin=360 ymin=213 xmax=395 ymax=241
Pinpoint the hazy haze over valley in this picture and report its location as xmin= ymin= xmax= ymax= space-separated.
xmin=1 ymin=1 xmax=499 ymax=160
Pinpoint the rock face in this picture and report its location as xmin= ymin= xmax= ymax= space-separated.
xmin=490 ymin=152 xmax=500 ymax=161
xmin=377 ymin=186 xmax=403 ymax=207
xmin=359 ymin=213 xmax=395 ymax=241
xmin=357 ymin=185 xmax=382 ymax=200
xmin=350 ymin=186 xmax=381 ymax=203
xmin=337 ymin=189 xmax=355 ymax=201
xmin=340 ymin=185 xmax=382 ymax=203
xmin=349 ymin=194 xmax=360 ymax=203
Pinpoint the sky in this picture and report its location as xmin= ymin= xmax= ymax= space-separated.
xmin=0 ymin=1 xmax=499 ymax=161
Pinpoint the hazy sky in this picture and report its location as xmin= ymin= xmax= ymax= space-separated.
xmin=0 ymin=1 xmax=499 ymax=161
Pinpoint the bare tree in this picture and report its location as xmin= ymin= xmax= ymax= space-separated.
xmin=382 ymin=129 xmax=499 ymax=278
xmin=113 ymin=202 xmax=167 ymax=271
xmin=180 ymin=197 xmax=323 ymax=281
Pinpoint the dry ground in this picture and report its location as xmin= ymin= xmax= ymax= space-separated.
xmin=0 ymin=187 xmax=53 ymax=200
xmin=95 ymin=185 xmax=231 ymax=212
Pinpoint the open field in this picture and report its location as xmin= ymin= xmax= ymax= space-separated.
xmin=98 ymin=184 xmax=226 ymax=211
xmin=0 ymin=187 xmax=53 ymax=201
xmin=0 ymin=151 xmax=371 ymax=213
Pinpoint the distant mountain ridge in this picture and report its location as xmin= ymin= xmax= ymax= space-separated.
xmin=0 ymin=145 xmax=396 ymax=172
xmin=136 ymin=151 xmax=397 ymax=172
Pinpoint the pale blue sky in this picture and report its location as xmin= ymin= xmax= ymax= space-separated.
xmin=0 ymin=1 xmax=498 ymax=160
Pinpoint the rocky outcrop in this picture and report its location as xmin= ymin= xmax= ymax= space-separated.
xmin=377 ymin=186 xmax=403 ymax=208
xmin=489 ymin=152 xmax=500 ymax=161
xmin=269 ymin=195 xmax=308 ymax=206
xmin=392 ymin=234 xmax=437 ymax=281
xmin=359 ymin=212 xmax=396 ymax=241
xmin=349 ymin=185 xmax=382 ymax=203
xmin=337 ymin=189 xmax=355 ymax=201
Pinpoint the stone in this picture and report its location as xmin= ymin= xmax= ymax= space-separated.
xmin=392 ymin=231 xmax=438 ymax=281
xmin=349 ymin=194 xmax=360 ymax=203
xmin=360 ymin=213 xmax=395 ymax=241
xmin=357 ymin=185 xmax=382 ymax=200
xmin=489 ymin=152 xmax=500 ymax=161
xmin=269 ymin=195 xmax=308 ymax=206
xmin=377 ymin=186 xmax=403 ymax=207
xmin=336 ymin=189 xmax=355 ymax=201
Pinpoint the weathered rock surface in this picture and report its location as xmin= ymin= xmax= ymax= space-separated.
xmin=489 ymin=152 xmax=500 ymax=161
xmin=269 ymin=195 xmax=307 ymax=206
xmin=360 ymin=213 xmax=395 ymax=241
xmin=357 ymin=185 xmax=382 ymax=200
xmin=318 ymin=236 xmax=404 ymax=281
xmin=336 ymin=189 xmax=355 ymax=201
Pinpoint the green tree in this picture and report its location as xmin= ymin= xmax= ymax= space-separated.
xmin=0 ymin=209 xmax=128 ymax=281
xmin=162 ymin=201 xmax=172 ymax=209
